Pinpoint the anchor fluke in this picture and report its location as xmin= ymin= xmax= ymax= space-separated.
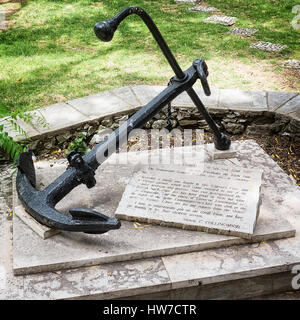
xmin=69 ymin=208 xmax=121 ymax=234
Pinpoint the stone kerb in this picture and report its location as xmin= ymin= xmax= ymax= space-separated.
xmin=0 ymin=86 xmax=299 ymax=151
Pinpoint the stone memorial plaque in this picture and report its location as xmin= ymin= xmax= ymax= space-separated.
xmin=116 ymin=163 xmax=263 ymax=239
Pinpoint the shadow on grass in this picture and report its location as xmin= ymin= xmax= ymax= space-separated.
xmin=0 ymin=0 xmax=298 ymax=118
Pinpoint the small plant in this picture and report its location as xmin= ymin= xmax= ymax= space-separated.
xmin=67 ymin=133 xmax=90 ymax=155
xmin=0 ymin=112 xmax=30 ymax=163
xmin=0 ymin=124 xmax=26 ymax=163
xmin=265 ymin=136 xmax=272 ymax=148
xmin=0 ymin=110 xmax=47 ymax=164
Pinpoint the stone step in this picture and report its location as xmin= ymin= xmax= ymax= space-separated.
xmin=204 ymin=15 xmax=237 ymax=26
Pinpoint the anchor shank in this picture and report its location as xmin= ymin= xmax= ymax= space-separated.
xmin=45 ymin=64 xmax=199 ymax=203
xmin=94 ymin=6 xmax=185 ymax=80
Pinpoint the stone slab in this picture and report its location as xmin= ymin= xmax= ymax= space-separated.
xmin=276 ymin=94 xmax=300 ymax=115
xmin=22 ymin=257 xmax=172 ymax=300
xmin=172 ymin=87 xmax=220 ymax=108
xmin=267 ymin=91 xmax=298 ymax=112
xmin=115 ymin=163 xmax=262 ymax=239
xmin=228 ymin=27 xmax=258 ymax=37
xmin=14 ymin=205 xmax=60 ymax=239
xmin=189 ymin=5 xmax=218 ymax=13
xmin=282 ymin=60 xmax=300 ymax=69
xmin=204 ymin=15 xmax=237 ymax=26
xmin=33 ymin=103 xmax=88 ymax=136
xmin=218 ymin=89 xmax=267 ymax=111
xmin=0 ymin=9 xmax=5 ymax=30
xmin=250 ymin=41 xmax=288 ymax=52
xmin=288 ymin=110 xmax=300 ymax=122
xmin=130 ymin=85 xmax=166 ymax=106
xmin=121 ymin=271 xmax=297 ymax=300
xmin=0 ymin=115 xmax=40 ymax=141
xmin=67 ymin=91 xmax=135 ymax=120
xmin=12 ymin=140 xmax=295 ymax=275
xmin=205 ymin=144 xmax=237 ymax=160
xmin=110 ymin=86 xmax=142 ymax=107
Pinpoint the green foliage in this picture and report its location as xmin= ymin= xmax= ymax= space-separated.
xmin=0 ymin=110 xmax=47 ymax=163
xmin=67 ymin=133 xmax=90 ymax=155
xmin=0 ymin=121 xmax=26 ymax=163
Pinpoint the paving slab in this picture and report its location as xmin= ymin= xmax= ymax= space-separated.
xmin=250 ymin=41 xmax=288 ymax=52
xmin=33 ymin=103 xmax=88 ymax=136
xmin=130 ymin=85 xmax=166 ymax=106
xmin=172 ymin=87 xmax=219 ymax=108
xmin=204 ymin=15 xmax=237 ymax=26
xmin=218 ymin=89 xmax=267 ymax=111
xmin=267 ymin=91 xmax=299 ymax=112
xmin=0 ymin=115 xmax=40 ymax=141
xmin=23 ymin=257 xmax=171 ymax=300
xmin=14 ymin=205 xmax=60 ymax=239
xmin=282 ymin=60 xmax=300 ymax=69
xmin=67 ymin=90 xmax=136 ymax=120
xmin=12 ymin=140 xmax=295 ymax=276
xmin=110 ymin=86 xmax=142 ymax=107
xmin=276 ymin=94 xmax=300 ymax=115
xmin=189 ymin=5 xmax=218 ymax=13
xmin=228 ymin=27 xmax=258 ymax=37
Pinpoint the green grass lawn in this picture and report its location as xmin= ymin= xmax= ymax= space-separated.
xmin=0 ymin=0 xmax=299 ymax=118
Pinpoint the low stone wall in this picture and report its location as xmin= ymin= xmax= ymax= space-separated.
xmin=28 ymin=105 xmax=300 ymax=153
xmin=1 ymin=85 xmax=299 ymax=154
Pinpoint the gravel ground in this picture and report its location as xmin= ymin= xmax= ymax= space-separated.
xmin=0 ymin=163 xmax=13 ymax=217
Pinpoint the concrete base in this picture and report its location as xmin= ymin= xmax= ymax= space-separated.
xmin=14 ymin=205 xmax=60 ymax=239
xmin=12 ymin=140 xmax=296 ymax=277
xmin=0 ymin=139 xmax=299 ymax=300
xmin=204 ymin=144 xmax=237 ymax=160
